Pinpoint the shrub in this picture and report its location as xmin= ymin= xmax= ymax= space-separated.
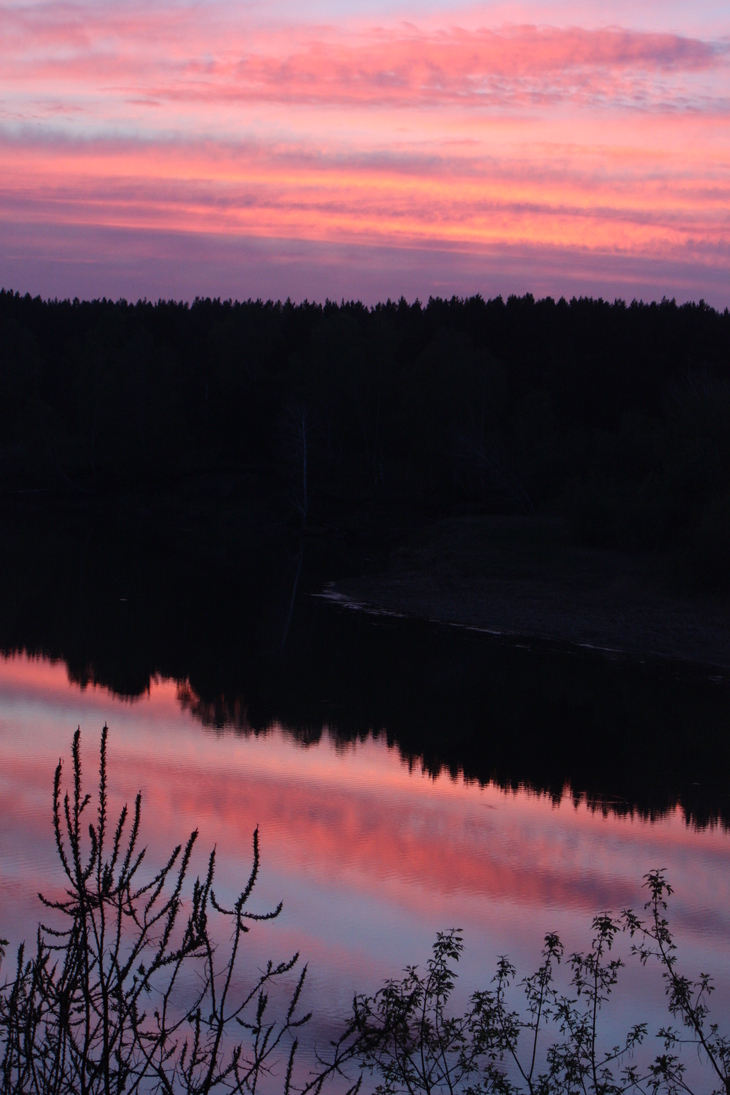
xmin=0 ymin=726 xmax=313 ymax=1095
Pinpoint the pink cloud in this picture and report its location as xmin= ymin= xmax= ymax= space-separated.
xmin=219 ymin=26 xmax=725 ymax=111
xmin=2 ymin=7 xmax=727 ymax=114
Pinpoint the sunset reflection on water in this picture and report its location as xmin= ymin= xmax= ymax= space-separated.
xmin=1 ymin=651 xmax=729 ymax=1054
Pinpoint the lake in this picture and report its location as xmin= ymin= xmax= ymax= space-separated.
xmin=0 ymin=523 xmax=729 ymax=1087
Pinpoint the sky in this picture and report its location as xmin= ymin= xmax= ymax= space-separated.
xmin=1 ymin=0 xmax=730 ymax=303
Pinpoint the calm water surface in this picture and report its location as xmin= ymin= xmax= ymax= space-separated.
xmin=1 ymin=648 xmax=730 ymax=1069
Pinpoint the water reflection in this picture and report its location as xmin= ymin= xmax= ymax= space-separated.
xmin=1 ymin=653 xmax=730 ymax=1062
xmin=1 ymin=516 xmax=730 ymax=829
xmin=1 ymin=517 xmax=730 ymax=1073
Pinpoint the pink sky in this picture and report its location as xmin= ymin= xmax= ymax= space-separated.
xmin=1 ymin=0 xmax=729 ymax=302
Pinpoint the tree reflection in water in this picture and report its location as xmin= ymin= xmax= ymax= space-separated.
xmin=1 ymin=516 xmax=723 ymax=827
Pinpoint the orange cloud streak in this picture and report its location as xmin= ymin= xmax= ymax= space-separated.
xmin=1 ymin=130 xmax=728 ymax=268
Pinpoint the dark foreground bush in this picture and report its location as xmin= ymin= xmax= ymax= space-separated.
xmin=337 ymin=895 xmax=730 ymax=1095
xmin=1 ymin=728 xmax=729 ymax=1095
xmin=0 ymin=727 xmax=343 ymax=1095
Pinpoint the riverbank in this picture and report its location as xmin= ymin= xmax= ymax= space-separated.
xmin=328 ymin=515 xmax=730 ymax=673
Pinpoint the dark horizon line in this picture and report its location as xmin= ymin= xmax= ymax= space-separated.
xmin=1 ymin=286 xmax=727 ymax=315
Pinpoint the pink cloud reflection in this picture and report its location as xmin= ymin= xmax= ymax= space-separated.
xmin=1 ymin=653 xmax=730 ymax=1052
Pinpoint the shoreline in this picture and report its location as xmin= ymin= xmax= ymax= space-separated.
xmin=319 ymin=585 xmax=730 ymax=682
xmin=325 ymin=515 xmax=730 ymax=678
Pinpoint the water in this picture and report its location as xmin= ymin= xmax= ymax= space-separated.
xmin=0 ymin=522 xmax=729 ymax=1086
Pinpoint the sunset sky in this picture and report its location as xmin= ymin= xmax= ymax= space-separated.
xmin=1 ymin=0 xmax=729 ymax=303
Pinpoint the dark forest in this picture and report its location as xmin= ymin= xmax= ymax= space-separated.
xmin=2 ymin=289 xmax=730 ymax=584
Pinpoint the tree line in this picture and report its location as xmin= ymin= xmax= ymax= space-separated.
xmin=1 ymin=290 xmax=730 ymax=579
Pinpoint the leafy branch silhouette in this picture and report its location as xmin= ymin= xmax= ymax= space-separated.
xmin=324 ymin=885 xmax=730 ymax=1095
xmin=0 ymin=727 xmax=315 ymax=1095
